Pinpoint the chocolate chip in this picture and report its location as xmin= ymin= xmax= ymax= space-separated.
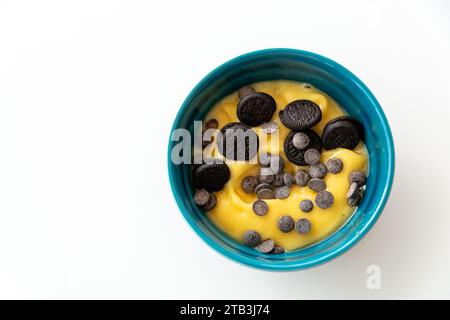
xmin=255 ymin=239 xmax=275 ymax=253
xmin=243 ymin=230 xmax=261 ymax=247
xmin=255 ymin=183 xmax=273 ymax=194
xmin=292 ymin=132 xmax=310 ymax=149
xmin=202 ymin=192 xmax=217 ymax=211
xmin=283 ymin=172 xmax=295 ymax=187
xmin=271 ymin=246 xmax=285 ymax=254
xmin=274 ymin=185 xmax=290 ymax=199
xmin=257 ymin=188 xmax=275 ymax=200
xmin=315 ymin=191 xmax=334 ymax=209
xmin=238 ymin=85 xmax=255 ymax=99
xmin=237 ymin=92 xmax=276 ymax=127
xmin=259 ymin=153 xmax=271 ymax=167
xmin=295 ymin=218 xmax=312 ymax=234
xmin=270 ymin=155 xmax=284 ymax=174
xmin=300 ymin=199 xmax=313 ymax=213
xmin=308 ymin=178 xmax=326 ymax=192
xmin=295 ymin=169 xmax=310 ymax=187
xmin=261 ymin=121 xmax=278 ymax=134
xmin=194 ymin=189 xmax=210 ymax=206
xmin=241 ymin=176 xmax=259 ymax=193
xmin=272 ymin=172 xmax=285 ymax=187
xmin=279 ymin=100 xmax=322 ymax=130
xmin=349 ymin=170 xmax=367 ymax=187
xmin=278 ymin=215 xmax=295 ymax=233
xmin=346 ymin=182 xmax=359 ymax=200
xmin=193 ymin=162 xmax=231 ymax=191
xmin=284 ymin=129 xmax=322 ymax=166
xmin=309 ymin=163 xmax=327 ymax=179
xmin=204 ymin=119 xmax=218 ymax=130
xmin=304 ymin=148 xmax=321 ymax=165
xmin=252 ymin=199 xmax=269 ymax=216
xmin=258 ymin=167 xmax=275 ymax=184
xmin=326 ymin=158 xmax=343 ymax=174
xmin=347 ymin=191 xmax=362 ymax=207
xmin=217 ymin=122 xmax=259 ymax=161
xmin=322 ymin=116 xmax=363 ymax=150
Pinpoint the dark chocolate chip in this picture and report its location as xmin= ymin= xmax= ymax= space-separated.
xmin=217 ymin=122 xmax=259 ymax=161
xmin=295 ymin=218 xmax=312 ymax=234
xmin=278 ymin=215 xmax=295 ymax=233
xmin=322 ymin=117 xmax=363 ymax=150
xmin=270 ymin=155 xmax=284 ymax=174
xmin=257 ymin=188 xmax=275 ymax=200
xmin=272 ymin=172 xmax=286 ymax=187
xmin=308 ymin=178 xmax=326 ymax=192
xmin=237 ymin=92 xmax=276 ymax=127
xmin=202 ymin=192 xmax=217 ymax=211
xmin=241 ymin=176 xmax=259 ymax=193
xmin=274 ymin=185 xmax=290 ymax=199
xmin=252 ymin=199 xmax=269 ymax=216
xmin=279 ymin=99 xmax=322 ymax=130
xmin=315 ymin=191 xmax=334 ymax=209
xmin=304 ymin=148 xmax=321 ymax=165
xmin=347 ymin=191 xmax=362 ymax=207
xmin=284 ymin=129 xmax=322 ymax=166
xmin=243 ymin=230 xmax=261 ymax=247
xmin=255 ymin=239 xmax=275 ymax=253
xmin=349 ymin=170 xmax=367 ymax=187
xmin=204 ymin=119 xmax=218 ymax=130
xmin=193 ymin=162 xmax=230 ymax=191
xmin=259 ymin=153 xmax=272 ymax=167
xmin=300 ymin=199 xmax=313 ymax=213
xmin=255 ymin=183 xmax=273 ymax=194
xmin=194 ymin=189 xmax=210 ymax=206
xmin=346 ymin=182 xmax=359 ymax=200
xmin=238 ymin=85 xmax=255 ymax=99
xmin=258 ymin=167 xmax=275 ymax=184
xmin=261 ymin=121 xmax=278 ymax=134
xmin=309 ymin=163 xmax=327 ymax=179
xmin=294 ymin=169 xmax=310 ymax=187
xmin=326 ymin=158 xmax=343 ymax=174
xmin=283 ymin=172 xmax=295 ymax=187
xmin=292 ymin=132 xmax=310 ymax=149
xmin=271 ymin=246 xmax=285 ymax=254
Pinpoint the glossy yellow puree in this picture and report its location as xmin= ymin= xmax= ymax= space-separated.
xmin=202 ymin=80 xmax=368 ymax=251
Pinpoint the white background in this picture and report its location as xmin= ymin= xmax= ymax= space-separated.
xmin=0 ymin=0 xmax=449 ymax=299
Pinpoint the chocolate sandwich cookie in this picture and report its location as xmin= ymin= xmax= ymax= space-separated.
xmin=217 ymin=122 xmax=259 ymax=161
xmin=279 ymin=99 xmax=322 ymax=130
xmin=193 ymin=161 xmax=231 ymax=191
xmin=237 ymin=91 xmax=276 ymax=127
xmin=322 ymin=116 xmax=363 ymax=150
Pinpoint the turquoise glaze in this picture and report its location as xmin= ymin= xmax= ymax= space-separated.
xmin=167 ymin=49 xmax=395 ymax=271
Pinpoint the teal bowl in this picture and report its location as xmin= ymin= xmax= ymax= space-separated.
xmin=168 ymin=48 xmax=395 ymax=271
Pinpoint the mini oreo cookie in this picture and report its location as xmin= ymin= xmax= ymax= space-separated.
xmin=193 ymin=161 xmax=230 ymax=191
xmin=326 ymin=158 xmax=343 ymax=174
xmin=258 ymin=167 xmax=275 ymax=184
xmin=217 ymin=122 xmax=259 ymax=161
xmin=294 ymin=170 xmax=310 ymax=187
xmin=300 ymin=199 xmax=314 ymax=213
xmin=304 ymin=148 xmax=321 ymax=165
xmin=255 ymin=183 xmax=273 ymax=194
xmin=272 ymin=172 xmax=286 ymax=187
xmin=309 ymin=163 xmax=327 ymax=179
xmin=308 ymin=178 xmax=326 ymax=192
xmin=349 ymin=170 xmax=367 ymax=187
xmin=315 ymin=191 xmax=334 ymax=209
xmin=271 ymin=246 xmax=285 ymax=254
xmin=279 ymin=100 xmax=322 ymax=130
xmin=284 ymin=129 xmax=322 ymax=166
xmin=257 ymin=188 xmax=275 ymax=200
xmin=274 ymin=185 xmax=290 ymax=199
xmin=295 ymin=218 xmax=312 ymax=235
xmin=322 ymin=116 xmax=363 ymax=150
xmin=237 ymin=92 xmax=276 ymax=127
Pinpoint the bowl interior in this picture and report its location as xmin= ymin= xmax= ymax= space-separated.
xmin=168 ymin=49 xmax=394 ymax=270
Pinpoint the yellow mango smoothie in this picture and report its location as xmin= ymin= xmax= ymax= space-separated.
xmin=193 ymin=80 xmax=368 ymax=252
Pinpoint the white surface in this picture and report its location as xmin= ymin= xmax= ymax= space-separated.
xmin=0 ymin=0 xmax=449 ymax=299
